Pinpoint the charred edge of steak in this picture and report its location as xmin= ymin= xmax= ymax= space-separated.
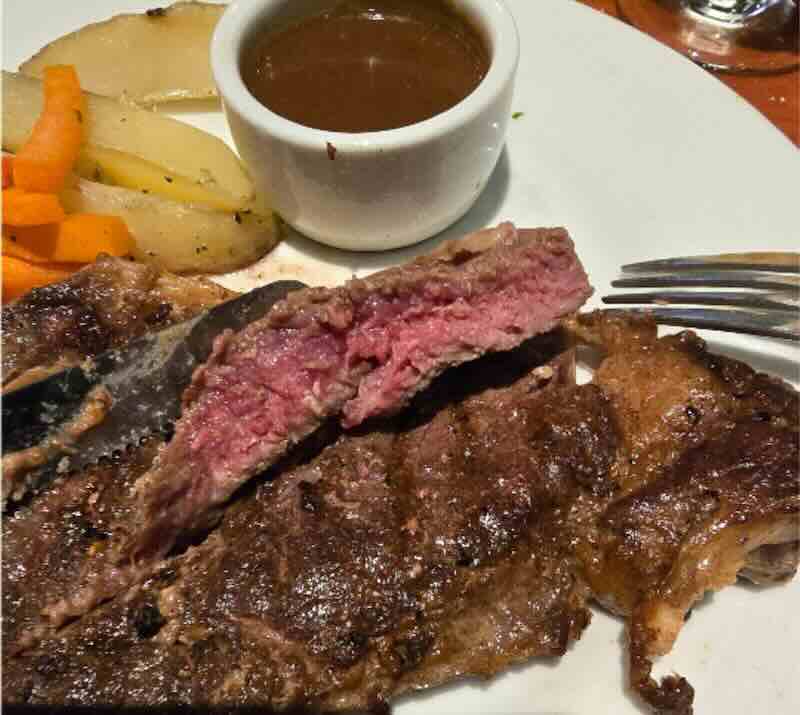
xmin=1 ymin=255 xmax=234 ymax=390
xmin=129 ymin=224 xmax=592 ymax=564
xmin=629 ymin=627 xmax=696 ymax=715
xmin=615 ymin=418 xmax=799 ymax=715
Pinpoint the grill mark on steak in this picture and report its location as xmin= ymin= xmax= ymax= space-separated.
xmin=2 ymin=440 xmax=159 ymax=651
xmin=4 ymin=336 xmax=605 ymax=709
xmin=125 ymin=224 xmax=592 ymax=566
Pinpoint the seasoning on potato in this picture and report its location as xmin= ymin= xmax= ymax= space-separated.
xmin=3 ymin=68 xmax=279 ymax=284
xmin=3 ymin=71 xmax=254 ymax=211
xmin=61 ymin=175 xmax=280 ymax=275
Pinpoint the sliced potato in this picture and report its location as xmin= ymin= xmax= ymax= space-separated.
xmin=20 ymin=2 xmax=224 ymax=107
xmin=3 ymin=71 xmax=253 ymax=209
xmin=74 ymin=145 xmax=244 ymax=212
xmin=61 ymin=176 xmax=279 ymax=274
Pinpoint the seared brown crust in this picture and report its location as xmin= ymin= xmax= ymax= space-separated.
xmin=3 ymin=336 xmax=607 ymax=709
xmin=571 ymin=311 xmax=797 ymax=496
xmin=1 ymin=254 xmax=234 ymax=390
xmin=624 ymin=420 xmax=798 ymax=714
xmin=2 ymin=286 xmax=798 ymax=714
xmin=2 ymin=439 xmax=158 ymax=651
xmin=571 ymin=310 xmax=800 ymax=715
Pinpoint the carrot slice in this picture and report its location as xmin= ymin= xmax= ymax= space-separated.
xmin=3 ymin=213 xmax=133 ymax=263
xmin=2 ymin=155 xmax=13 ymax=189
xmin=54 ymin=213 xmax=134 ymax=259
xmin=1 ymin=254 xmax=78 ymax=302
xmin=2 ymin=187 xmax=66 ymax=226
xmin=13 ymin=65 xmax=85 ymax=193
xmin=2 ymin=233 xmax=46 ymax=264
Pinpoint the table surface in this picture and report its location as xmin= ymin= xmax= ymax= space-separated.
xmin=579 ymin=0 xmax=799 ymax=146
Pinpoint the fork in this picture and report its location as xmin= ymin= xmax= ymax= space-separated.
xmin=602 ymin=251 xmax=800 ymax=341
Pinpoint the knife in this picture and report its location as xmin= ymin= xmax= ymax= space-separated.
xmin=2 ymin=279 xmax=306 ymax=505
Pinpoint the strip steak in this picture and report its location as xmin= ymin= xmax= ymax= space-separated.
xmin=6 ymin=316 xmax=797 ymax=713
xmin=3 ymin=255 xmax=797 ymax=713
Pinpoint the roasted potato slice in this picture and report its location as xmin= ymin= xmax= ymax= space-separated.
xmin=61 ymin=176 xmax=279 ymax=274
xmin=74 ymin=145 xmax=246 ymax=212
xmin=3 ymin=71 xmax=253 ymax=210
xmin=19 ymin=2 xmax=224 ymax=107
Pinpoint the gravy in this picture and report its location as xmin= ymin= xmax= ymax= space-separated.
xmin=241 ymin=0 xmax=489 ymax=133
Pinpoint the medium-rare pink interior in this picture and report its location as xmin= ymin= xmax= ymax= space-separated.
xmin=128 ymin=223 xmax=592 ymax=564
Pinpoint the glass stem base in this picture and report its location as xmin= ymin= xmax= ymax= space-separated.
xmin=617 ymin=0 xmax=799 ymax=72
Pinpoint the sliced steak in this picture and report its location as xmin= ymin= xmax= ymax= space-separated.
xmin=4 ymin=335 xmax=609 ymax=709
xmin=1 ymin=254 xmax=234 ymax=391
xmin=127 ymin=223 xmax=592 ymax=563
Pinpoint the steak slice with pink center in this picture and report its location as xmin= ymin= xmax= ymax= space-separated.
xmin=127 ymin=223 xmax=592 ymax=561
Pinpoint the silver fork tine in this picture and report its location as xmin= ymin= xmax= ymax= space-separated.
xmin=612 ymin=271 xmax=800 ymax=293
xmin=603 ymin=290 xmax=800 ymax=312
xmin=622 ymin=251 xmax=800 ymax=274
xmin=616 ymin=307 xmax=800 ymax=341
xmin=606 ymin=254 xmax=800 ymax=341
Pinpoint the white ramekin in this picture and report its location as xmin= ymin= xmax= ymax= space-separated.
xmin=212 ymin=0 xmax=519 ymax=251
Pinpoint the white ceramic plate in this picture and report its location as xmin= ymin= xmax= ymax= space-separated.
xmin=4 ymin=1 xmax=799 ymax=713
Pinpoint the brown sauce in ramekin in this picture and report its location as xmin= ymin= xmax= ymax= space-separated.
xmin=241 ymin=0 xmax=489 ymax=133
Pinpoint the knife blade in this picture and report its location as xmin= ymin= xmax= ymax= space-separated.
xmin=2 ymin=279 xmax=306 ymax=504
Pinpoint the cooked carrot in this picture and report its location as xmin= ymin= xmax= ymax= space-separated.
xmin=2 ymin=233 xmax=45 ymax=264
xmin=1 ymin=254 xmax=78 ymax=302
xmin=13 ymin=65 xmax=85 ymax=193
xmin=2 ymin=213 xmax=133 ymax=263
xmin=2 ymin=187 xmax=66 ymax=226
xmin=54 ymin=213 xmax=134 ymax=259
xmin=2 ymin=155 xmax=13 ymax=189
